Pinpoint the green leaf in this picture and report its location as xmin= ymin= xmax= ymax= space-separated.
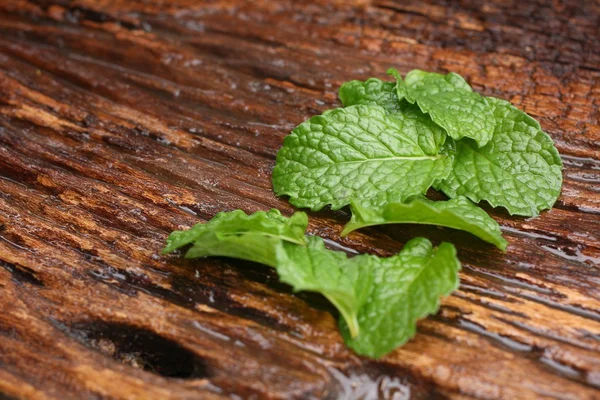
xmin=162 ymin=209 xmax=308 ymax=266
xmin=277 ymin=236 xmax=461 ymax=358
xmin=388 ymin=69 xmax=495 ymax=147
xmin=342 ymin=196 xmax=508 ymax=251
xmin=403 ymin=69 xmax=472 ymax=92
xmin=340 ymin=237 xmax=461 ymax=358
xmin=339 ymin=78 xmax=403 ymax=113
xmin=435 ymin=97 xmax=563 ymax=216
xmin=276 ymin=237 xmax=373 ymax=338
xmin=338 ymin=78 xmax=448 ymax=155
xmin=272 ymin=104 xmax=453 ymax=210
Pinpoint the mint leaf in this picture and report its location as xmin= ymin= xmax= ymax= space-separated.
xmin=272 ymin=104 xmax=453 ymax=210
xmin=339 ymin=78 xmax=403 ymax=113
xmin=162 ymin=209 xmax=308 ymax=266
xmin=341 ymin=237 xmax=461 ymax=358
xmin=388 ymin=69 xmax=495 ymax=147
xmin=435 ymin=97 xmax=563 ymax=216
xmin=342 ymin=196 xmax=507 ymax=251
xmin=339 ymin=78 xmax=448 ymax=155
xmin=276 ymin=237 xmax=373 ymax=338
xmin=277 ymin=236 xmax=461 ymax=358
xmin=404 ymin=69 xmax=472 ymax=92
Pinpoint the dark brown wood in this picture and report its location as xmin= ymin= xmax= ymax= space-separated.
xmin=0 ymin=0 xmax=599 ymax=398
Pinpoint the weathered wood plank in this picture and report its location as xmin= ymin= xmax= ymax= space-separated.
xmin=0 ymin=0 xmax=599 ymax=398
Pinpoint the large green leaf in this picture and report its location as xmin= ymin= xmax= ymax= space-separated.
xmin=272 ymin=104 xmax=452 ymax=210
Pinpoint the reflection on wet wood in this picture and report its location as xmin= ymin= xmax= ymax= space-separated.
xmin=0 ymin=0 xmax=599 ymax=398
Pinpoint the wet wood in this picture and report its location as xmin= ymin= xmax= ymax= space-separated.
xmin=0 ymin=0 xmax=599 ymax=398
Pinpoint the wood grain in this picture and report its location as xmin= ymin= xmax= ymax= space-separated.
xmin=0 ymin=0 xmax=599 ymax=398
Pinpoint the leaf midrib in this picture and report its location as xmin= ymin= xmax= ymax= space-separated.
xmin=218 ymin=231 xmax=306 ymax=246
xmin=286 ymin=155 xmax=446 ymax=169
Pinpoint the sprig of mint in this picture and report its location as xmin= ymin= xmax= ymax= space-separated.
xmin=274 ymin=68 xmax=563 ymax=241
xmin=343 ymin=196 xmax=507 ymax=251
xmin=164 ymin=68 xmax=563 ymax=360
xmin=163 ymin=210 xmax=461 ymax=358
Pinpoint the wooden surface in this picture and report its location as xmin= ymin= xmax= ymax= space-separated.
xmin=0 ymin=0 xmax=599 ymax=398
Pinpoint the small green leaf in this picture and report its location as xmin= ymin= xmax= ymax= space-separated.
xmin=185 ymin=231 xmax=280 ymax=267
xmin=435 ymin=97 xmax=563 ymax=216
xmin=276 ymin=237 xmax=373 ymax=338
xmin=389 ymin=69 xmax=495 ymax=147
xmin=162 ymin=209 xmax=308 ymax=266
xmin=338 ymin=78 xmax=448 ymax=155
xmin=404 ymin=69 xmax=471 ymax=92
xmin=272 ymin=104 xmax=452 ymax=210
xmin=341 ymin=238 xmax=460 ymax=358
xmin=342 ymin=196 xmax=507 ymax=251
xmin=277 ymin=236 xmax=461 ymax=357
xmin=339 ymin=78 xmax=403 ymax=113
xmin=386 ymin=68 xmax=408 ymax=100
